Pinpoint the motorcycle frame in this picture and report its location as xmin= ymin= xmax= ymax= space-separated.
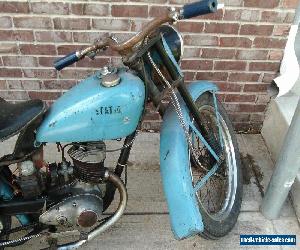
xmin=0 ymin=32 xmax=222 ymax=240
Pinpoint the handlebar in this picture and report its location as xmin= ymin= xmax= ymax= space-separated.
xmin=54 ymin=52 xmax=79 ymax=71
xmin=54 ymin=0 xmax=218 ymax=71
xmin=181 ymin=0 xmax=218 ymax=19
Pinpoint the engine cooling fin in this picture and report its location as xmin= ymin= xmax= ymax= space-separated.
xmin=68 ymin=142 xmax=106 ymax=183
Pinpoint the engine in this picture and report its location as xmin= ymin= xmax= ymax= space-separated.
xmin=16 ymin=141 xmax=108 ymax=228
xmin=68 ymin=141 xmax=106 ymax=183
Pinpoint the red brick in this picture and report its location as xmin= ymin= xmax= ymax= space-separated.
xmin=112 ymin=5 xmax=148 ymax=17
xmin=224 ymin=9 xmax=260 ymax=22
xmin=221 ymin=0 xmax=243 ymax=6
xmin=244 ymin=84 xmax=270 ymax=92
xmin=220 ymin=37 xmax=252 ymax=48
xmin=57 ymin=45 xmax=82 ymax=55
xmin=76 ymin=57 xmax=110 ymax=68
xmin=0 ymin=16 xmax=12 ymax=28
xmin=229 ymin=72 xmax=260 ymax=82
xmin=149 ymin=6 xmax=169 ymax=17
xmin=23 ymin=69 xmax=57 ymax=79
xmin=169 ymin=0 xmax=195 ymax=3
xmin=0 ymin=80 xmax=6 ymax=89
xmin=236 ymin=104 xmax=266 ymax=113
xmin=132 ymin=0 xmax=167 ymax=3
xmin=217 ymin=93 xmax=226 ymax=102
xmin=0 ymin=68 xmax=22 ymax=77
xmin=229 ymin=113 xmax=250 ymax=123
xmin=233 ymin=122 xmax=262 ymax=133
xmin=143 ymin=111 xmax=160 ymax=121
xmin=254 ymin=38 xmax=287 ymax=49
xmin=223 ymin=9 xmax=241 ymax=20
xmin=141 ymin=121 xmax=161 ymax=131
xmin=281 ymin=0 xmax=299 ymax=8
xmin=20 ymin=44 xmax=57 ymax=55
xmin=250 ymin=113 xmax=265 ymax=122
xmin=21 ymin=79 xmax=41 ymax=90
xmin=184 ymin=35 xmax=218 ymax=46
xmin=205 ymin=23 xmax=239 ymax=34
xmin=240 ymin=24 xmax=274 ymax=36
xmin=201 ymin=48 xmax=236 ymax=59
xmin=0 ymin=44 xmax=18 ymax=54
xmin=73 ymin=32 xmax=109 ymax=43
xmin=182 ymin=48 xmax=200 ymax=58
xmin=177 ymin=22 xmax=204 ymax=33
xmin=181 ymin=60 xmax=213 ymax=70
xmin=58 ymin=69 xmax=96 ymax=79
xmin=268 ymin=50 xmax=284 ymax=60
xmin=214 ymin=61 xmax=246 ymax=71
xmin=216 ymin=82 xmax=243 ymax=92
xmin=31 ymin=2 xmax=69 ymax=15
xmin=183 ymin=71 xmax=195 ymax=81
xmin=0 ymin=91 xmax=28 ymax=100
xmin=42 ymin=80 xmax=76 ymax=90
xmin=35 ymin=31 xmax=72 ymax=43
xmin=244 ymin=0 xmax=280 ymax=8
xmin=0 ymin=30 xmax=33 ymax=42
xmin=38 ymin=57 xmax=59 ymax=67
xmin=236 ymin=50 xmax=268 ymax=60
xmin=14 ymin=17 xmax=53 ymax=29
xmin=71 ymin=3 xmax=108 ymax=16
xmin=53 ymin=18 xmax=90 ymax=30
xmin=6 ymin=80 xmax=22 ymax=90
xmin=225 ymin=94 xmax=256 ymax=103
xmin=0 ymin=1 xmax=29 ymax=13
xmin=60 ymin=80 xmax=77 ymax=89
xmin=92 ymin=19 xmax=130 ymax=31
xmin=256 ymin=94 xmax=271 ymax=104
xmin=130 ymin=20 xmax=148 ymax=32
xmin=197 ymin=9 xmax=224 ymax=20
xmin=261 ymin=11 xmax=294 ymax=23
xmin=196 ymin=72 xmax=228 ymax=81
xmin=263 ymin=73 xmax=278 ymax=83
xmin=249 ymin=62 xmax=280 ymax=71
xmin=42 ymin=80 xmax=61 ymax=90
xmin=2 ymin=56 xmax=38 ymax=67
xmin=273 ymin=25 xmax=290 ymax=36
xmin=28 ymin=91 xmax=61 ymax=100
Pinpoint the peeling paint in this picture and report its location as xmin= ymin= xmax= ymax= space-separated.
xmin=164 ymin=150 xmax=170 ymax=161
xmin=49 ymin=121 xmax=57 ymax=128
xmin=284 ymin=180 xmax=295 ymax=188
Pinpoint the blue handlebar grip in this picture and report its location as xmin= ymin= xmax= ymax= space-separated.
xmin=182 ymin=0 xmax=218 ymax=19
xmin=54 ymin=52 xmax=79 ymax=71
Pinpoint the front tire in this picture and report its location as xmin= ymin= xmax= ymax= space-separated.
xmin=189 ymin=92 xmax=242 ymax=239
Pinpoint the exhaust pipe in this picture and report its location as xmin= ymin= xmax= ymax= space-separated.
xmin=57 ymin=170 xmax=128 ymax=250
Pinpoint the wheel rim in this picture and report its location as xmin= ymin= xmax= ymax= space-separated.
xmin=189 ymin=105 xmax=237 ymax=221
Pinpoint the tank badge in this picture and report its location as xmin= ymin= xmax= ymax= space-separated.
xmin=96 ymin=106 xmax=121 ymax=115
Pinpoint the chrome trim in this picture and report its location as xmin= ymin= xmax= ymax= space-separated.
xmin=57 ymin=170 xmax=127 ymax=250
xmin=160 ymin=24 xmax=184 ymax=62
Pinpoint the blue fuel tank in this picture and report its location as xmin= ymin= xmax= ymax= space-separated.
xmin=36 ymin=69 xmax=145 ymax=143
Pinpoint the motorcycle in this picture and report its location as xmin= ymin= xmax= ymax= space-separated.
xmin=0 ymin=0 xmax=242 ymax=248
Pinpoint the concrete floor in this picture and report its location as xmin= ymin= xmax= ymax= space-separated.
xmin=1 ymin=133 xmax=299 ymax=249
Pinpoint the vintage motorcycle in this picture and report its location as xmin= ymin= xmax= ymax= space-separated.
xmin=0 ymin=0 xmax=242 ymax=248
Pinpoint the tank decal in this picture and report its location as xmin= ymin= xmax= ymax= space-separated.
xmin=36 ymin=70 xmax=145 ymax=142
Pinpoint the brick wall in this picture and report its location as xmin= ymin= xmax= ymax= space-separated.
xmin=0 ymin=0 xmax=298 ymax=133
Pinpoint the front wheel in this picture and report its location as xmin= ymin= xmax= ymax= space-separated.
xmin=189 ymin=92 xmax=242 ymax=239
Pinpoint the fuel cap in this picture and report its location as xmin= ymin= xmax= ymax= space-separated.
xmin=101 ymin=72 xmax=121 ymax=87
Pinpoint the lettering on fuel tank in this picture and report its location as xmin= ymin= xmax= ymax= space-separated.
xmin=96 ymin=106 xmax=122 ymax=115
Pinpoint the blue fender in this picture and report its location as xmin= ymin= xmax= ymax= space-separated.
xmin=160 ymin=81 xmax=218 ymax=240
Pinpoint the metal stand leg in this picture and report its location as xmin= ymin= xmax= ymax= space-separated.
xmin=261 ymin=99 xmax=300 ymax=219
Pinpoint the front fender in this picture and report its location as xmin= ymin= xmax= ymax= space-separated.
xmin=160 ymin=81 xmax=218 ymax=240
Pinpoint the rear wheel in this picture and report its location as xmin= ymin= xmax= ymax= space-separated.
xmin=189 ymin=92 xmax=242 ymax=239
